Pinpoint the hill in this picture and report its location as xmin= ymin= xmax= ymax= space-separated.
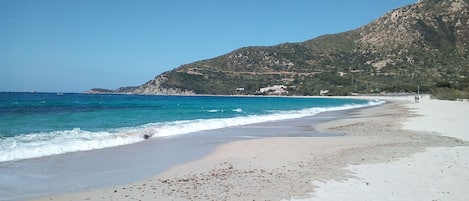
xmin=97 ymin=0 xmax=469 ymax=98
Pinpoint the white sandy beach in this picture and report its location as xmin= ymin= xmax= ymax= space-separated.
xmin=34 ymin=96 xmax=469 ymax=201
xmin=287 ymin=96 xmax=469 ymax=201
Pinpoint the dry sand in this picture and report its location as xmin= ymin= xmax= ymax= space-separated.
xmin=289 ymin=96 xmax=469 ymax=201
xmin=34 ymin=96 xmax=469 ymax=201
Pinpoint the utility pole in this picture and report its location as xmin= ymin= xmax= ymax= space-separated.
xmin=366 ymin=82 xmax=369 ymax=96
xmin=316 ymin=84 xmax=319 ymax=96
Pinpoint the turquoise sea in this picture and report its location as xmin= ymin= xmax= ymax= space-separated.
xmin=0 ymin=92 xmax=383 ymax=162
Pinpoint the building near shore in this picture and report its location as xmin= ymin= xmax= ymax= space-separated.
xmin=257 ymin=85 xmax=288 ymax=95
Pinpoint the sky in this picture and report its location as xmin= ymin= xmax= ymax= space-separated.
xmin=0 ymin=0 xmax=417 ymax=93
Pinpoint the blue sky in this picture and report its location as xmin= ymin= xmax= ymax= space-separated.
xmin=0 ymin=0 xmax=416 ymax=92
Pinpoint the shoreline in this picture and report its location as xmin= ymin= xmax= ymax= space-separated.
xmin=3 ymin=98 xmax=353 ymax=201
xmin=1 ymin=95 xmax=375 ymax=164
xmin=32 ymin=96 xmax=469 ymax=201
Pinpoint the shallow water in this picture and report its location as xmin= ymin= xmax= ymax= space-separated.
xmin=0 ymin=93 xmax=380 ymax=162
xmin=0 ymin=93 xmax=384 ymax=200
xmin=0 ymin=109 xmax=348 ymax=201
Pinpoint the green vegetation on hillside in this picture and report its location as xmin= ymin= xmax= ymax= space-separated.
xmin=105 ymin=0 xmax=469 ymax=99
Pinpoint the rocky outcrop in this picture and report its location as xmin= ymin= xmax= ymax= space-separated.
xmin=132 ymin=73 xmax=195 ymax=95
xmin=86 ymin=73 xmax=195 ymax=95
xmin=358 ymin=0 xmax=469 ymax=55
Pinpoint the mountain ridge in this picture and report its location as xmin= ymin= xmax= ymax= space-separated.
xmin=90 ymin=0 xmax=469 ymax=98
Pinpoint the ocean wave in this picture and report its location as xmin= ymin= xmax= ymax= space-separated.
xmin=207 ymin=109 xmax=221 ymax=113
xmin=232 ymin=108 xmax=243 ymax=113
xmin=0 ymin=99 xmax=384 ymax=162
xmin=0 ymin=128 xmax=143 ymax=162
xmin=206 ymin=108 xmax=243 ymax=113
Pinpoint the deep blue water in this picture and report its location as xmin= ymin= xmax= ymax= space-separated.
xmin=0 ymin=92 xmax=381 ymax=162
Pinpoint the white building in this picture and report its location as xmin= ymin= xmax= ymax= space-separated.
xmin=320 ymin=90 xmax=329 ymax=96
xmin=257 ymin=85 xmax=288 ymax=95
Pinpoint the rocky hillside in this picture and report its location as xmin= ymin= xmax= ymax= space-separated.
xmin=98 ymin=0 xmax=469 ymax=97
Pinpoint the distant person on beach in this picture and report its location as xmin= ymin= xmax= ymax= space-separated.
xmin=415 ymin=96 xmax=420 ymax=103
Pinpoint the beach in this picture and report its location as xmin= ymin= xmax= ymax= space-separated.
xmin=32 ymin=96 xmax=469 ymax=201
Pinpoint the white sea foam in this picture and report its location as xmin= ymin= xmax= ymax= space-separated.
xmin=0 ymin=100 xmax=384 ymax=162
xmin=206 ymin=108 xmax=243 ymax=113
xmin=0 ymin=128 xmax=143 ymax=162
xmin=232 ymin=108 xmax=243 ymax=113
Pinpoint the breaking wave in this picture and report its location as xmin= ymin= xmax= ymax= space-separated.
xmin=0 ymin=100 xmax=384 ymax=162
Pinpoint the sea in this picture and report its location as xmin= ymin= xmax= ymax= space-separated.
xmin=0 ymin=92 xmax=383 ymax=163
